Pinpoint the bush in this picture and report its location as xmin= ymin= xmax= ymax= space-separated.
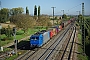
xmin=1 ymin=28 xmax=6 ymax=34
xmin=8 ymin=37 xmax=13 ymax=40
xmin=62 ymin=14 xmax=67 ymax=19
xmin=5 ymin=25 xmax=13 ymax=37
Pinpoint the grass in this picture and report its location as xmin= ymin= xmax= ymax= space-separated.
xmin=1 ymin=34 xmax=6 ymax=39
xmin=1 ymin=40 xmax=13 ymax=46
xmin=28 ymin=28 xmax=46 ymax=35
xmin=5 ymin=55 xmax=18 ymax=60
xmin=77 ymin=33 xmax=88 ymax=60
xmin=84 ymin=16 xmax=90 ymax=19
xmin=77 ymin=54 xmax=88 ymax=60
xmin=1 ymin=27 xmax=46 ymax=46
xmin=0 ymin=48 xmax=12 ymax=53
xmin=16 ymin=30 xmax=24 ymax=35
xmin=3 ymin=48 xmax=12 ymax=52
xmin=78 ymin=34 xmax=82 ymax=44
xmin=5 ymin=50 xmax=26 ymax=60
xmin=16 ymin=35 xmax=25 ymax=40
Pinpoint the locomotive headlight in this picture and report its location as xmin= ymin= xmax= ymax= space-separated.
xmin=35 ymin=38 xmax=37 ymax=40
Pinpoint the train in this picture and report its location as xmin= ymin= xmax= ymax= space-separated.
xmin=30 ymin=18 xmax=75 ymax=47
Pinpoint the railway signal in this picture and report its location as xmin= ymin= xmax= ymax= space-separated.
xmin=13 ymin=27 xmax=17 ymax=55
xmin=0 ymin=24 xmax=2 ymax=51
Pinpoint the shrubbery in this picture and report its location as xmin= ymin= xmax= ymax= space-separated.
xmin=1 ymin=25 xmax=13 ymax=40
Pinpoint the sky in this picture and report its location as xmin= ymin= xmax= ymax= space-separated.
xmin=0 ymin=0 xmax=90 ymax=15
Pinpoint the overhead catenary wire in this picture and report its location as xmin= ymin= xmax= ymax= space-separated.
xmin=68 ymin=4 xmax=81 ymax=11
xmin=76 ymin=11 xmax=81 ymax=15
xmin=54 ymin=4 xmax=81 ymax=15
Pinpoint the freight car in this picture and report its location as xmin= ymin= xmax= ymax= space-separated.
xmin=30 ymin=25 xmax=62 ymax=47
xmin=30 ymin=19 xmax=74 ymax=48
xmin=48 ymin=29 xmax=54 ymax=38
xmin=60 ymin=23 xmax=64 ymax=28
xmin=68 ymin=20 xmax=71 ymax=24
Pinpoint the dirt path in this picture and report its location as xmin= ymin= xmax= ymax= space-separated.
xmin=0 ymin=23 xmax=16 ymax=28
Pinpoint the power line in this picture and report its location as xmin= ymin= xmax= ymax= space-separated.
xmin=54 ymin=12 xmax=62 ymax=14
xmin=61 ymin=10 xmax=64 ymax=15
xmin=68 ymin=4 xmax=81 ymax=11
xmin=54 ymin=3 xmax=81 ymax=15
xmin=76 ymin=11 xmax=81 ymax=15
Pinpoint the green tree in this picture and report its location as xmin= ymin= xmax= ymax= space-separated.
xmin=34 ymin=5 xmax=37 ymax=16
xmin=10 ymin=7 xmax=24 ymax=15
xmin=0 ymin=8 xmax=9 ymax=23
xmin=5 ymin=25 xmax=12 ymax=37
xmin=37 ymin=15 xmax=52 ymax=27
xmin=62 ymin=14 xmax=67 ymax=19
xmin=78 ymin=14 xmax=84 ymax=21
xmin=26 ymin=7 xmax=29 ymax=15
xmin=55 ymin=16 xmax=57 ymax=20
xmin=38 ymin=6 xmax=40 ymax=17
xmin=10 ymin=14 xmax=35 ymax=33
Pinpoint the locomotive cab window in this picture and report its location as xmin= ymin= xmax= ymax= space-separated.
xmin=31 ymin=37 xmax=39 ymax=40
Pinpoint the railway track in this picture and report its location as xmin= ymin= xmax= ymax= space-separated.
xmin=37 ymin=24 xmax=73 ymax=60
xmin=16 ymin=24 xmax=69 ymax=60
xmin=24 ymin=24 xmax=73 ymax=60
xmin=46 ymin=26 xmax=74 ymax=60
xmin=60 ymin=26 xmax=76 ymax=60
xmin=15 ymin=36 xmax=57 ymax=60
xmin=15 ymin=22 xmax=74 ymax=60
xmin=15 ymin=31 xmax=61 ymax=60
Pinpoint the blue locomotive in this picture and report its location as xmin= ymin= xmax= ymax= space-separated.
xmin=30 ymin=30 xmax=50 ymax=47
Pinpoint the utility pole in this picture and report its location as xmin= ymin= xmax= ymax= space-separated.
xmin=0 ymin=1 xmax=2 ymax=24
xmin=0 ymin=25 xmax=1 ymax=50
xmin=0 ymin=1 xmax=2 ymax=9
xmin=0 ymin=2 xmax=2 ymax=51
xmin=82 ymin=3 xmax=85 ymax=55
xmin=51 ymin=7 xmax=56 ymax=25
xmin=61 ymin=10 xmax=64 ymax=15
